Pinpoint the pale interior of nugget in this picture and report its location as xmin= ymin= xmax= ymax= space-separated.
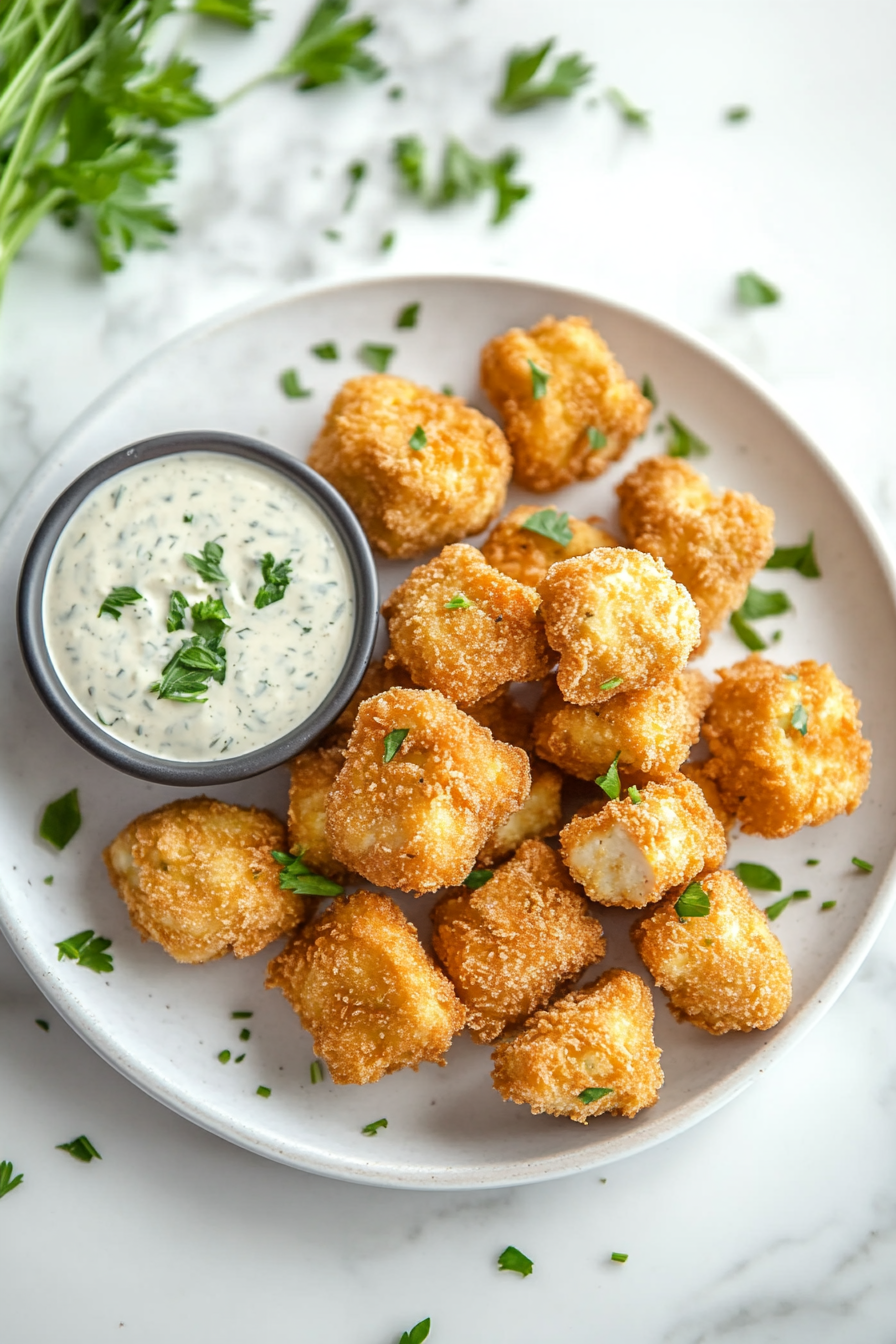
xmin=564 ymin=823 xmax=656 ymax=906
xmin=478 ymin=763 xmax=563 ymax=865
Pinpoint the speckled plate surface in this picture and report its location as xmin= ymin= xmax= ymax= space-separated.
xmin=1 ymin=273 xmax=894 ymax=1189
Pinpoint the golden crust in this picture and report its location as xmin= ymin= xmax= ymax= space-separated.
xmin=432 ymin=840 xmax=606 ymax=1044
xmin=477 ymin=761 xmax=564 ymax=866
xmin=326 ymin=687 xmax=531 ymax=893
xmin=533 ymin=670 xmax=711 ymax=783
xmin=307 ymin=375 xmax=511 ymax=559
xmin=680 ymin=761 xmax=736 ymax=834
xmin=617 ymin=457 xmax=775 ymax=651
xmin=288 ymin=746 xmax=350 ymax=882
xmin=266 ymin=892 xmax=465 ymax=1084
xmin=480 ymin=316 xmax=651 ymax=493
xmin=559 ymin=774 xmax=727 ymax=909
xmin=481 ymin=505 xmax=618 ymax=588
xmin=631 ymin=869 xmax=792 ymax=1034
xmin=382 ymin=543 xmax=551 ymax=706
xmin=491 ymin=968 xmax=663 ymax=1121
xmin=465 ymin=686 xmax=534 ymax=753
xmin=103 ymin=796 xmax=308 ymax=964
xmin=536 ymin=548 xmax=701 ymax=705
xmin=702 ymin=656 xmax=872 ymax=838
xmin=323 ymin=659 xmax=414 ymax=748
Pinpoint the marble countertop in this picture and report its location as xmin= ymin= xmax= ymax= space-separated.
xmin=2 ymin=2 xmax=896 ymax=1340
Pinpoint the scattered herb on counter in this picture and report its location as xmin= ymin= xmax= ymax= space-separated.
xmin=193 ymin=0 xmax=270 ymax=29
xmin=267 ymin=0 xmax=385 ymax=91
xmin=392 ymin=135 xmax=530 ymax=225
xmin=362 ymin=1117 xmax=388 ymax=1135
xmin=399 ymin=1319 xmax=431 ymax=1344
xmin=0 ymin=1162 xmax=24 ymax=1200
xmin=280 ymin=368 xmax=312 ymax=398
xmin=167 ymin=590 xmax=189 ymax=633
xmin=852 ymin=857 xmax=874 ymax=873
xmin=272 ymin=849 xmax=343 ymax=897
xmin=56 ymin=1135 xmax=101 ymax=1163
xmin=254 ymin=553 xmax=292 ymax=609
xmin=383 ymin=728 xmax=410 ymax=762
xmin=310 ymin=1060 xmax=324 ymax=1084
xmin=234 ymin=1053 xmax=246 ymax=1062
xmin=232 ymin=1011 xmax=253 ymax=1019
xmin=765 ymin=534 xmax=821 ymax=578
xmin=409 ymin=426 xmax=428 ymax=451
xmin=343 ymin=159 xmax=366 ymax=211
xmin=806 ymin=859 xmax=820 ymax=866
xmin=55 ymin=929 xmax=114 ymax=974
xmin=493 ymin=38 xmax=592 ymax=114
xmin=821 ymin=900 xmax=836 ymax=911
xmin=388 ymin=84 xmax=404 ymax=100
xmin=611 ymin=1251 xmax=629 ymax=1263
xmin=444 ymin=593 xmax=472 ymax=609
xmin=256 ymin=1085 xmax=271 ymax=1098
xmin=239 ymin=1028 xmax=251 ymax=1042
xmin=641 ymin=374 xmax=657 ymax=404
xmin=311 ymin=341 xmax=339 ymax=360
xmin=791 ymin=703 xmax=808 ymax=736
xmin=736 ymin=270 xmax=780 ymax=307
xmin=36 ymin=1019 xmax=49 ymax=1031
xmin=498 ymin=1246 xmax=533 ymax=1276
xmin=596 ymin=752 xmax=622 ymax=801
xmin=675 ymin=882 xmax=710 ymax=919
xmin=396 ymin=302 xmax=420 ymax=328
xmin=323 ymin=228 xmax=342 ymax=241
xmin=732 ymin=862 xmax=781 ymax=892
xmin=380 ymin=230 xmax=396 ymax=252
xmin=586 ymin=426 xmax=607 ymax=450
xmin=40 ymin=789 xmax=81 ymax=850
xmin=607 ymin=87 xmax=649 ymax=127
xmin=184 ymin=540 xmax=227 ymax=584
xmin=725 ymin=105 xmax=750 ymax=122
xmin=464 ymin=869 xmax=494 ymax=889
xmin=43 ymin=876 xmax=54 ymax=885
xmin=600 ymin=677 xmax=623 ymax=691
xmin=359 ymin=342 xmax=395 ymax=372
xmin=521 ymin=508 xmax=571 ymax=545
xmin=667 ymin=414 xmax=710 ymax=458
xmin=527 ymin=358 xmax=550 ymax=400
xmin=579 ymin=1086 xmax=613 ymax=1103
xmin=218 ymin=1049 xmax=231 ymax=1063
xmin=627 ymin=786 xmax=641 ymax=805
xmin=97 ymin=586 xmax=144 ymax=621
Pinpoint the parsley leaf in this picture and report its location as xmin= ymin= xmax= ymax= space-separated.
xmin=383 ymin=728 xmax=409 ymax=762
xmin=821 ymin=900 xmax=836 ymax=910
xmin=464 ymin=869 xmax=494 ymax=889
xmin=740 ymin=585 xmax=792 ymax=620
xmin=521 ymin=508 xmax=571 ymax=545
xmin=272 ymin=849 xmax=343 ymax=897
xmin=152 ymin=635 xmax=227 ymax=702
xmin=380 ymin=229 xmax=396 ymax=252
xmin=667 ymin=414 xmax=710 ymax=458
xmin=36 ymin=1018 xmax=50 ymax=1030
xmin=218 ymin=1049 xmax=231 ymax=1063
xmin=765 ymin=534 xmax=821 ymax=578
xmin=586 ymin=426 xmax=607 ymax=450
xmin=596 ymin=752 xmax=622 ymax=800
xmin=193 ymin=0 xmax=269 ymax=28
xmin=396 ymin=302 xmax=420 ymax=328
xmin=184 ymin=540 xmax=227 ymax=584
xmin=791 ymin=703 xmax=808 ymax=735
xmin=392 ymin=136 xmax=530 ymax=225
xmin=627 ymin=786 xmax=641 ymax=804
xmin=232 ymin=1011 xmax=253 ymax=1019
xmin=444 ymin=593 xmax=472 ymax=609
xmin=578 ymin=1086 xmax=613 ymax=1103
xmin=281 ymin=368 xmax=312 ymax=398
xmin=359 ymin=342 xmax=395 ymax=372
xmin=675 ymin=882 xmax=710 ymax=919
xmin=254 ymin=553 xmax=292 ymax=609
xmin=607 ymin=88 xmax=650 ymax=127
xmin=765 ymin=890 xmax=810 ymax=920
xmin=730 ymin=609 xmax=767 ymax=651
xmin=311 ymin=341 xmax=339 ymax=360
xmin=274 ymin=0 xmax=385 ymax=91
xmin=190 ymin=597 xmax=230 ymax=641
xmin=600 ymin=677 xmax=623 ymax=691
xmin=310 ymin=1059 xmax=325 ymax=1084
xmin=852 ymin=856 xmax=874 ymax=873
xmin=0 ymin=1161 xmax=24 ymax=1200
xmin=56 ymin=1136 xmax=101 ymax=1163
xmin=733 ymin=862 xmax=781 ymax=891
xmin=362 ymin=1117 xmax=388 ymax=1135
xmin=167 ymin=590 xmax=188 ymax=633
xmin=641 ymin=374 xmax=657 ymax=404
xmin=399 ymin=1320 xmax=431 ymax=1344
xmin=725 ymin=105 xmax=750 ymax=122
xmin=494 ymin=39 xmax=592 ymax=113
xmin=737 ymin=270 xmax=780 ymax=307
xmin=343 ymin=158 xmax=366 ymax=211
xmin=55 ymin=929 xmax=114 ymax=974
xmin=611 ymin=1252 xmax=629 ymax=1263
xmin=394 ymin=135 xmax=427 ymax=195
xmin=498 ymin=1246 xmax=533 ymax=1276
xmin=40 ymin=790 xmax=81 ymax=850
xmin=527 ymin=358 xmax=550 ymax=399
xmin=257 ymin=1085 xmax=271 ymax=1098
xmin=97 ymin=586 xmax=143 ymax=620
xmin=409 ymin=426 xmax=427 ymax=451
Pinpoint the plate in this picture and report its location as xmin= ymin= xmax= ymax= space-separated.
xmin=2 ymin=273 xmax=894 ymax=1190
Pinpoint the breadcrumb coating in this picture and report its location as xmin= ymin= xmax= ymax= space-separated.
xmin=323 ymin=659 xmax=413 ymax=748
xmin=491 ymin=968 xmax=663 ymax=1121
xmin=326 ymin=687 xmax=530 ymax=893
xmin=702 ymin=656 xmax=872 ymax=838
xmin=680 ymin=761 xmax=736 ymax=834
xmin=560 ymin=774 xmax=727 ymax=908
xmin=537 ymin=548 xmax=701 ymax=705
xmin=631 ymin=869 xmax=792 ymax=1034
xmin=478 ymin=761 xmax=564 ymax=866
xmin=533 ymin=670 xmax=711 ymax=784
xmin=382 ymin=543 xmax=551 ymax=706
xmin=266 ymin=891 xmax=465 ymax=1084
xmin=481 ymin=504 xmax=618 ymax=588
xmin=466 ymin=686 xmax=534 ymax=752
xmin=103 ymin=797 xmax=308 ymax=964
xmin=288 ymin=746 xmax=350 ymax=882
xmin=617 ymin=457 xmax=775 ymax=651
xmin=308 ymin=374 xmax=511 ymax=559
xmin=480 ymin=316 xmax=651 ymax=493
xmin=432 ymin=840 xmax=606 ymax=1043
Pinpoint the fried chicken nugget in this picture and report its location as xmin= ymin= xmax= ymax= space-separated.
xmin=382 ymin=543 xmax=551 ymax=706
xmin=326 ymin=688 xmax=530 ymax=893
xmin=559 ymin=774 xmax=727 ymax=908
xmin=288 ymin=746 xmax=350 ymax=882
xmin=533 ymin=670 xmax=711 ymax=784
xmin=466 ymin=686 xmax=534 ymax=752
xmin=266 ymin=892 xmax=465 ymax=1084
xmin=702 ymin=656 xmax=872 ymax=838
xmin=631 ymin=869 xmax=792 ymax=1034
xmin=537 ymin=548 xmax=701 ymax=705
xmin=481 ymin=505 xmax=618 ymax=588
xmin=307 ymin=375 xmax=511 ymax=559
xmin=477 ymin=762 xmax=564 ymax=866
xmin=491 ymin=968 xmax=663 ymax=1122
xmin=617 ymin=457 xmax=775 ymax=650
xmin=680 ymin=761 xmax=736 ymax=834
xmin=480 ymin=316 xmax=651 ymax=493
xmin=103 ymin=797 xmax=308 ymax=964
xmin=432 ymin=840 xmax=606 ymax=1043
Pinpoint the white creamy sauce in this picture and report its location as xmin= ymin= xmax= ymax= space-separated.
xmin=43 ymin=452 xmax=354 ymax=761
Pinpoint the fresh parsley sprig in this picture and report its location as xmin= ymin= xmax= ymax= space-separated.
xmin=184 ymin=540 xmax=227 ymax=584
xmin=40 ymin=789 xmax=81 ymax=850
xmin=392 ymin=135 xmax=530 ymax=225
xmin=272 ymin=849 xmax=343 ymax=897
xmin=194 ymin=0 xmax=270 ymax=29
xmin=0 ymin=1161 xmax=24 ymax=1200
xmin=494 ymin=38 xmax=592 ymax=114
xmin=97 ymin=586 xmax=143 ymax=620
xmin=272 ymin=0 xmax=385 ymax=91
xmin=399 ymin=1320 xmax=431 ymax=1344
xmin=55 ymin=929 xmax=114 ymax=974
xmin=254 ymin=553 xmax=292 ymax=609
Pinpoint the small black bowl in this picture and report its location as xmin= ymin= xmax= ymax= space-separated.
xmin=17 ymin=431 xmax=379 ymax=786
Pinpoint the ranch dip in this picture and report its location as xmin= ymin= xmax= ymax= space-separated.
xmin=43 ymin=451 xmax=354 ymax=761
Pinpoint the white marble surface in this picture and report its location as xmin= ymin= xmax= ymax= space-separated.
xmin=2 ymin=2 xmax=896 ymax=1340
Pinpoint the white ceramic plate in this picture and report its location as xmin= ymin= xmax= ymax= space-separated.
xmin=2 ymin=274 xmax=895 ymax=1190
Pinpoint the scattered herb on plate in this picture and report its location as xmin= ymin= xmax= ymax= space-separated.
xmin=359 ymin=342 xmax=395 ymax=372
xmin=521 ymin=508 xmax=571 ymax=545
xmin=56 ymin=1135 xmax=101 ymax=1163
xmin=821 ymin=900 xmax=836 ymax=911
xmin=732 ymin=862 xmax=781 ymax=891
xmin=311 ymin=341 xmax=339 ymax=360
xmin=310 ymin=1060 xmax=325 ymax=1084
xmin=280 ymin=368 xmax=312 ymax=398
xmin=232 ymin=1010 xmax=253 ymax=1019
xmin=497 ymin=1246 xmax=533 ymax=1276
xmin=343 ymin=159 xmax=366 ymax=212
xmin=399 ymin=1319 xmax=431 ymax=1344
xmin=0 ymin=1161 xmax=23 ymax=1199
xmin=736 ymin=270 xmax=780 ymax=307
xmin=725 ymin=105 xmax=750 ymax=122
xmin=257 ymin=1085 xmax=271 ymax=1098
xmin=610 ymin=1251 xmax=629 ymax=1263
xmin=55 ymin=929 xmax=114 ymax=974
xmin=239 ymin=1028 xmax=251 ymax=1042
xmin=765 ymin=534 xmax=821 ymax=577
xmin=396 ymin=302 xmax=420 ymax=328
xmin=218 ymin=1050 xmax=231 ymax=1063
xmin=667 ymin=413 xmax=710 ymax=458
xmin=852 ymin=857 xmax=874 ymax=873
xmin=40 ymin=789 xmax=81 ymax=850
xmin=362 ymin=1117 xmax=388 ymax=1135
xmin=641 ymin=374 xmax=657 ymax=404
xmin=607 ymin=88 xmax=649 ymax=127
xmin=36 ymin=1019 xmax=50 ymax=1031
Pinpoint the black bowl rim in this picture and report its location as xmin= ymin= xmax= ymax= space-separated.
xmin=16 ymin=430 xmax=379 ymax=786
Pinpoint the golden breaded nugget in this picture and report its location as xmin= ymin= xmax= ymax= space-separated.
xmin=702 ymin=656 xmax=872 ymax=838
xmin=308 ymin=375 xmax=511 ymax=559
xmin=680 ymin=761 xmax=736 ymax=834
xmin=560 ymin=774 xmax=726 ymax=908
xmin=491 ymin=968 xmax=663 ymax=1121
xmin=477 ymin=761 xmax=563 ymax=866
xmin=537 ymin=548 xmax=701 ymax=705
xmin=631 ymin=869 xmax=792 ymax=1034
xmin=382 ymin=543 xmax=551 ymax=706
xmin=103 ymin=797 xmax=307 ymax=964
xmin=266 ymin=892 xmax=464 ymax=1084
xmin=482 ymin=505 xmax=618 ymax=588
xmin=533 ymin=670 xmax=711 ymax=784
xmin=288 ymin=746 xmax=350 ymax=882
xmin=432 ymin=840 xmax=606 ymax=1043
xmin=326 ymin=688 xmax=530 ymax=893
xmin=480 ymin=316 xmax=651 ymax=492
xmin=466 ymin=686 xmax=534 ymax=752
xmin=617 ymin=457 xmax=775 ymax=650
xmin=323 ymin=658 xmax=413 ymax=748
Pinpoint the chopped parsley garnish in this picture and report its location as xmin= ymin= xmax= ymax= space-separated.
xmin=232 ymin=1011 xmax=253 ymax=1019
xmin=40 ymin=790 xmax=81 ymax=850
xmin=394 ymin=135 xmax=426 ymax=194
xmin=323 ymin=228 xmax=342 ymax=242
xmin=527 ymin=358 xmax=550 ymax=399
xmin=235 ymin=1053 xmax=246 ymax=1063
xmin=167 ymin=590 xmax=189 ymax=633
xmin=736 ymin=270 xmax=781 ymax=307
xmin=607 ymin=87 xmax=649 ymax=127
xmin=388 ymin=84 xmax=404 ymax=99
xmin=152 ymin=633 xmax=227 ymax=703
xmin=791 ymin=703 xmax=808 ymax=735
xmin=193 ymin=0 xmax=268 ymax=28
xmin=725 ymin=105 xmax=750 ymax=122
xmin=56 ymin=1135 xmax=101 ymax=1163
xmin=627 ymin=786 xmax=641 ymax=805
xmin=409 ymin=426 xmax=427 ymax=451
xmin=191 ymin=597 xmax=230 ymax=641
xmin=362 ymin=1117 xmax=388 ymax=1135
xmin=596 ymin=752 xmax=622 ymax=800
xmin=311 ymin=341 xmax=339 ymax=360
xmin=274 ymin=0 xmax=385 ymax=91
xmin=521 ymin=508 xmax=572 ymax=545
xmin=0 ymin=1161 xmax=23 ymax=1199
xmin=36 ymin=1019 xmax=49 ymax=1031
xmin=675 ymin=882 xmax=710 ymax=919
xmin=184 ymin=539 xmax=227 ymax=584
xmin=766 ymin=890 xmax=811 ymax=920
xmin=586 ymin=426 xmax=607 ymax=450
xmin=399 ymin=1319 xmax=431 ymax=1344
xmin=43 ymin=876 xmax=53 ymax=885
xmin=578 ymin=1086 xmax=613 ymax=1103
xmin=97 ymin=586 xmax=143 ymax=621
xmin=667 ymin=414 xmax=710 ymax=458
xmin=610 ymin=1252 xmax=629 ymax=1263
xmin=464 ymin=869 xmax=494 ymax=889
xmin=239 ymin=1028 xmax=251 ymax=1041
xmin=392 ymin=135 xmax=530 ymax=225
xmin=821 ymin=900 xmax=836 ymax=911
xmin=732 ymin=862 xmax=781 ymax=892
xmin=272 ymin=849 xmax=343 ymax=897
xmin=56 ymin=930 xmax=114 ymax=974
xmin=765 ymin=533 xmax=821 ymax=577
xmin=256 ymin=1085 xmax=271 ymax=1098
xmin=494 ymin=38 xmax=592 ymax=114
xmin=741 ymin=585 xmax=792 ymax=620
xmin=641 ymin=374 xmax=657 ymax=404
xmin=730 ymin=610 xmax=767 ymax=651
xmin=380 ymin=230 xmax=396 ymax=252
xmin=600 ymin=677 xmax=623 ymax=691
xmin=359 ymin=342 xmax=395 ymax=372
xmin=383 ymin=728 xmax=409 ymax=762
xmin=498 ymin=1246 xmax=533 ymax=1276
xmin=444 ymin=593 xmax=472 ymax=609
xmin=280 ymin=368 xmax=312 ymax=399
xmin=310 ymin=1060 xmax=325 ymax=1084
xmin=183 ymin=514 xmax=193 ymax=523
xmin=254 ymin=553 xmax=292 ymax=609
xmin=218 ymin=1050 xmax=231 ymax=1063
xmin=441 ymin=384 xmax=454 ymax=396
xmin=343 ymin=159 xmax=366 ymax=212
xmin=396 ymin=302 xmax=420 ymax=329
xmin=852 ymin=856 xmax=874 ymax=873
xmin=806 ymin=858 xmax=820 ymax=866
